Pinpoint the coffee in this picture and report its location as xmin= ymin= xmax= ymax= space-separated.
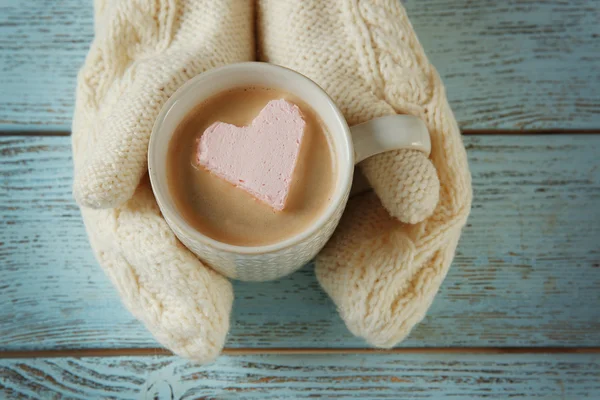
xmin=167 ymin=87 xmax=336 ymax=247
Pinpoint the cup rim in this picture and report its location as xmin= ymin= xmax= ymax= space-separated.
xmin=148 ymin=62 xmax=354 ymax=255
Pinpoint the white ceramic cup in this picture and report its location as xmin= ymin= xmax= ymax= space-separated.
xmin=149 ymin=62 xmax=430 ymax=282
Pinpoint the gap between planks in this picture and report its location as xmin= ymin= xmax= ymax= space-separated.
xmin=1 ymin=129 xmax=600 ymax=137
xmin=1 ymin=347 xmax=600 ymax=359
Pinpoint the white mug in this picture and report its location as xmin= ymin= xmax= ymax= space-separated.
xmin=149 ymin=62 xmax=430 ymax=282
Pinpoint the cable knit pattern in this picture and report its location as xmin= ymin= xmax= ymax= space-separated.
xmin=73 ymin=0 xmax=254 ymax=209
xmin=71 ymin=0 xmax=254 ymax=361
xmin=258 ymin=0 xmax=472 ymax=347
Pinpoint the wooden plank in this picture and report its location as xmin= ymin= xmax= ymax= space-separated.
xmin=0 ymin=0 xmax=92 ymax=131
xmin=1 ymin=353 xmax=599 ymax=399
xmin=1 ymin=1 xmax=599 ymax=131
xmin=1 ymin=134 xmax=599 ymax=351
xmin=3 ymin=347 xmax=600 ymax=359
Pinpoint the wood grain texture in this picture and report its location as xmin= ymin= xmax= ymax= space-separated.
xmin=1 ymin=0 xmax=599 ymax=131
xmin=1 ymin=353 xmax=599 ymax=399
xmin=1 ymin=135 xmax=599 ymax=351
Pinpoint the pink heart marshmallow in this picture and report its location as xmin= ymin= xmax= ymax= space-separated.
xmin=197 ymin=99 xmax=306 ymax=211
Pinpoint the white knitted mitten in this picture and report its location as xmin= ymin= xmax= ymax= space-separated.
xmin=259 ymin=0 xmax=472 ymax=347
xmin=72 ymin=0 xmax=254 ymax=361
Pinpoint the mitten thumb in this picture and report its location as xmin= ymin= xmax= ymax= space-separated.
xmin=361 ymin=149 xmax=440 ymax=224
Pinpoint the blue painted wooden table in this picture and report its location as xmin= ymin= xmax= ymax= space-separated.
xmin=1 ymin=1 xmax=599 ymax=399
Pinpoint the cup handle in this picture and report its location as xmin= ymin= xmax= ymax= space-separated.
xmin=350 ymin=115 xmax=431 ymax=164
